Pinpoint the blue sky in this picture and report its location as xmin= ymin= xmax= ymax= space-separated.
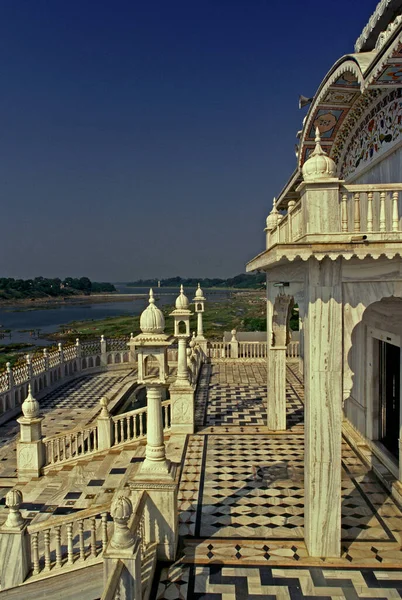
xmin=1 ymin=0 xmax=377 ymax=280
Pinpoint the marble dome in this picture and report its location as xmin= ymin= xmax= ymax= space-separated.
xmin=140 ymin=289 xmax=165 ymax=334
xmin=175 ymin=285 xmax=189 ymax=309
xmin=195 ymin=283 xmax=204 ymax=298
xmin=302 ymin=127 xmax=336 ymax=182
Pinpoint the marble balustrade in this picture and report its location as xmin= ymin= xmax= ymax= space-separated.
xmin=267 ymin=183 xmax=402 ymax=250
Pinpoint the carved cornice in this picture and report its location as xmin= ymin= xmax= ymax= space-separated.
xmin=355 ymin=0 xmax=395 ymax=52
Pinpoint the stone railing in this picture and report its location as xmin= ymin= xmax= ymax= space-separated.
xmin=0 ymin=489 xmax=162 ymax=593
xmin=112 ymin=400 xmax=171 ymax=447
xmin=210 ymin=337 xmax=299 ymax=361
xmin=27 ymin=502 xmax=111 ymax=576
xmin=340 ymin=184 xmax=402 ymax=235
xmin=267 ymin=184 xmax=402 ymax=250
xmin=239 ymin=341 xmax=268 ymax=359
xmin=208 ymin=341 xmax=232 ymax=358
xmin=286 ymin=341 xmax=300 ymax=358
xmin=0 ymin=336 xmax=134 ymax=425
xmin=44 ymin=422 xmax=99 ymax=465
xmin=41 ymin=399 xmax=171 ymax=469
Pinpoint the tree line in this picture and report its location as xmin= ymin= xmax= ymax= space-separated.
xmin=0 ymin=277 xmax=116 ymax=300
xmin=125 ymin=273 xmax=266 ymax=289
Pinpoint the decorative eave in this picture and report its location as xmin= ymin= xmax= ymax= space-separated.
xmin=131 ymin=333 xmax=173 ymax=347
xmin=355 ymin=0 xmax=402 ymax=52
xmin=246 ymin=241 xmax=402 ymax=272
xmin=169 ymin=308 xmax=193 ymax=317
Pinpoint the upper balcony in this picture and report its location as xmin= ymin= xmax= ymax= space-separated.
xmin=247 ymin=132 xmax=402 ymax=272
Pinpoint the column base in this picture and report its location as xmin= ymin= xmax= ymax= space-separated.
xmin=139 ymin=458 xmax=177 ymax=481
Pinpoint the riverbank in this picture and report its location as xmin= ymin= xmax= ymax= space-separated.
xmin=44 ymin=291 xmax=266 ymax=342
xmin=0 ymin=293 xmax=147 ymax=311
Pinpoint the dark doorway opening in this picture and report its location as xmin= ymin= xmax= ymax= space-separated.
xmin=379 ymin=341 xmax=400 ymax=459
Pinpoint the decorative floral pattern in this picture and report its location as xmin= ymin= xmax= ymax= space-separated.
xmin=340 ymin=88 xmax=402 ymax=179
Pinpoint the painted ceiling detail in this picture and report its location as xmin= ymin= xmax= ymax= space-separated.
xmin=298 ymin=28 xmax=402 ymax=171
xmin=339 ymin=88 xmax=402 ymax=179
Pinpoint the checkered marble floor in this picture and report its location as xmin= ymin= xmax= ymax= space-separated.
xmin=178 ymin=434 xmax=402 ymax=543
xmin=154 ymin=563 xmax=402 ymax=599
xmin=197 ymin=363 xmax=304 ymax=433
xmin=0 ymin=372 xmax=131 ymax=477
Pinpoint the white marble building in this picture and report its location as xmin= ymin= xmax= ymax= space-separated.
xmin=247 ymin=0 xmax=402 ymax=558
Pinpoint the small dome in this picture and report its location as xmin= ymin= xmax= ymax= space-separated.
xmin=140 ymin=289 xmax=165 ymax=334
xmin=195 ymin=283 xmax=204 ymax=298
xmin=266 ymin=198 xmax=279 ymax=230
xmin=302 ymin=127 xmax=336 ymax=182
xmin=175 ymin=285 xmax=189 ymax=309
xmin=22 ymin=385 xmax=39 ymax=419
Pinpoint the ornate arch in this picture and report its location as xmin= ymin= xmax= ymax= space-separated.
xmin=298 ymin=57 xmax=366 ymax=168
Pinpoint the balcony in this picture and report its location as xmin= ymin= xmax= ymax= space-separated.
xmin=247 ymin=183 xmax=402 ymax=270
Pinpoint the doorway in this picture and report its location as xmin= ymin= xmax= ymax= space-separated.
xmin=379 ymin=340 xmax=401 ymax=459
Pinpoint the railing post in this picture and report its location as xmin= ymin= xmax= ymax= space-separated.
xmin=230 ymin=329 xmax=239 ymax=359
xmin=75 ymin=337 xmax=82 ymax=372
xmin=43 ymin=348 xmax=49 ymax=373
xmin=127 ymin=332 xmax=137 ymax=365
xmin=97 ymin=396 xmax=114 ymax=450
xmin=17 ymin=385 xmax=45 ymax=480
xmin=26 ymin=354 xmax=33 ymax=383
xmin=0 ymin=490 xmax=31 ymax=589
xmin=58 ymin=343 xmax=65 ymax=376
xmin=100 ymin=335 xmax=107 ymax=367
xmin=103 ymin=496 xmax=142 ymax=600
xmin=287 ymin=199 xmax=296 ymax=240
xmin=6 ymin=362 xmax=14 ymax=396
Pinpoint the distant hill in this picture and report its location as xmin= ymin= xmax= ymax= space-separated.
xmin=124 ymin=273 xmax=265 ymax=289
xmin=0 ymin=277 xmax=116 ymax=300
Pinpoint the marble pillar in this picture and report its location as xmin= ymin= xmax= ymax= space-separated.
xmin=176 ymin=337 xmax=189 ymax=383
xmin=304 ymin=258 xmax=342 ymax=557
xmin=141 ymin=385 xmax=171 ymax=476
xmin=197 ymin=312 xmax=203 ymax=337
xmin=267 ymin=345 xmax=287 ymax=430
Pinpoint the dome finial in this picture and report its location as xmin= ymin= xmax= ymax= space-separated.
xmin=140 ymin=289 xmax=165 ymax=334
xmin=175 ymin=285 xmax=189 ymax=309
xmin=302 ymin=125 xmax=336 ymax=182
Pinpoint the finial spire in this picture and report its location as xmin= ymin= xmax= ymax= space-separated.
xmin=180 ymin=284 xmax=184 ymax=294
xmin=312 ymin=126 xmax=326 ymax=156
xmin=149 ymin=288 xmax=155 ymax=304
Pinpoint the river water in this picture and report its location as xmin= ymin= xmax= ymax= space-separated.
xmin=0 ymin=286 xmax=231 ymax=347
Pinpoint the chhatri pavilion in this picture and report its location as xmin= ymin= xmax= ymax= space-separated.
xmin=2 ymin=1 xmax=402 ymax=598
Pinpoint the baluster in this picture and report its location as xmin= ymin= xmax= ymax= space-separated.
xmin=55 ymin=525 xmax=62 ymax=568
xmin=125 ymin=415 xmax=129 ymax=442
xmin=63 ymin=437 xmax=67 ymax=461
xmin=353 ymin=192 xmax=360 ymax=232
xmin=367 ymin=191 xmax=373 ymax=232
xmin=68 ymin=433 xmax=73 ymax=459
xmin=78 ymin=519 xmax=85 ymax=561
xmin=101 ymin=512 xmax=108 ymax=550
xmin=67 ymin=522 xmax=74 ymax=564
xmin=114 ymin=421 xmax=118 ymax=443
xmin=119 ymin=418 xmax=124 ymax=443
xmin=380 ymin=191 xmax=386 ymax=231
xmin=75 ymin=432 xmax=79 ymax=456
xmin=90 ymin=517 xmax=97 ymax=557
xmin=341 ymin=192 xmax=348 ymax=232
xmin=32 ymin=531 xmax=40 ymax=574
xmin=392 ymin=191 xmax=399 ymax=231
xmin=139 ymin=412 xmax=144 ymax=437
xmin=44 ymin=529 xmax=51 ymax=571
